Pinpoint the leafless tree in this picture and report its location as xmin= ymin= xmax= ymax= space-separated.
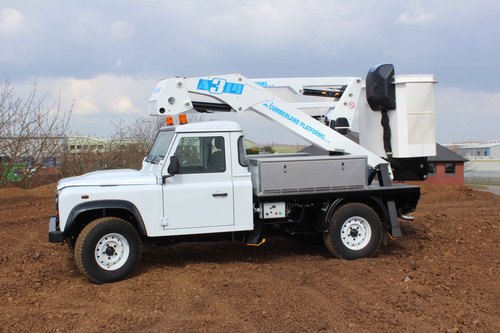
xmin=60 ymin=116 xmax=166 ymax=177
xmin=0 ymin=80 xmax=72 ymax=187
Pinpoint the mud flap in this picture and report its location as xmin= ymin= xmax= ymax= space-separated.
xmin=386 ymin=201 xmax=401 ymax=238
xmin=378 ymin=163 xmax=402 ymax=238
xmin=246 ymin=220 xmax=265 ymax=246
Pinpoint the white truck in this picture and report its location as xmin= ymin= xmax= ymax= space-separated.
xmin=49 ymin=64 xmax=436 ymax=283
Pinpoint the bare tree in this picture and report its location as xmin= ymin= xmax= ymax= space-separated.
xmin=59 ymin=113 xmax=205 ymax=177
xmin=60 ymin=116 xmax=165 ymax=177
xmin=96 ymin=114 xmax=202 ymax=170
xmin=0 ymin=80 xmax=72 ymax=187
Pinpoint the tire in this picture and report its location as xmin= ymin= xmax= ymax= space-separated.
xmin=323 ymin=202 xmax=382 ymax=260
xmin=75 ymin=217 xmax=141 ymax=283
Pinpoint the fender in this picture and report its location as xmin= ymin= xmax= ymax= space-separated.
xmin=319 ymin=196 xmax=390 ymax=232
xmin=64 ymin=200 xmax=147 ymax=236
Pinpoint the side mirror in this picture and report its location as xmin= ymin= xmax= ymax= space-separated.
xmin=162 ymin=156 xmax=180 ymax=183
xmin=168 ymin=155 xmax=180 ymax=175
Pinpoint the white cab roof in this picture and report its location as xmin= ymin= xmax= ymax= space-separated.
xmin=175 ymin=120 xmax=242 ymax=133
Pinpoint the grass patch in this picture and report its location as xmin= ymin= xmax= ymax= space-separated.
xmin=468 ymin=184 xmax=488 ymax=190
xmin=272 ymin=146 xmax=304 ymax=154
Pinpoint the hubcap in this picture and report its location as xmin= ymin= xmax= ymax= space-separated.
xmin=340 ymin=216 xmax=372 ymax=250
xmin=94 ymin=233 xmax=130 ymax=271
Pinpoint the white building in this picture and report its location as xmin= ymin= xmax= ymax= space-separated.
xmin=454 ymin=142 xmax=500 ymax=184
xmin=456 ymin=142 xmax=500 ymax=160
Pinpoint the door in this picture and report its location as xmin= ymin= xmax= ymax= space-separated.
xmin=162 ymin=133 xmax=234 ymax=230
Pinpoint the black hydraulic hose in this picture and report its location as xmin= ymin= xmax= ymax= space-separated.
xmin=381 ymin=110 xmax=392 ymax=156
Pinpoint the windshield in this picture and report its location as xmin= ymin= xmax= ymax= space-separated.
xmin=146 ymin=129 xmax=175 ymax=163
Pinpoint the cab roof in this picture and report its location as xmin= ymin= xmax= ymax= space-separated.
xmin=161 ymin=120 xmax=243 ymax=133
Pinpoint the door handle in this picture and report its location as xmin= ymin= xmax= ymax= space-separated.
xmin=212 ymin=193 xmax=228 ymax=197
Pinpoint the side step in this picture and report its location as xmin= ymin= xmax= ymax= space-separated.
xmin=246 ymin=238 xmax=266 ymax=247
xmin=400 ymin=215 xmax=416 ymax=221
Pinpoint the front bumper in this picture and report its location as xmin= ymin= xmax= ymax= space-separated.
xmin=48 ymin=216 xmax=64 ymax=243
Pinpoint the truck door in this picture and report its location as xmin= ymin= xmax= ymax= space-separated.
xmin=162 ymin=133 xmax=234 ymax=230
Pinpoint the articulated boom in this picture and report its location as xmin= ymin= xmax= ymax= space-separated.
xmin=148 ymin=74 xmax=391 ymax=178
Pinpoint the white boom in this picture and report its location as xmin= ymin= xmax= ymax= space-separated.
xmin=148 ymin=72 xmax=436 ymax=179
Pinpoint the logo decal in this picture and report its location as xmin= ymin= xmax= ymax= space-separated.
xmin=197 ymin=78 xmax=244 ymax=95
xmin=262 ymin=102 xmax=328 ymax=142
xmin=254 ymin=81 xmax=272 ymax=88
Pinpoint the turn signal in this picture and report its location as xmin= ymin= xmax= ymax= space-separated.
xmin=165 ymin=116 xmax=174 ymax=126
xmin=178 ymin=114 xmax=187 ymax=125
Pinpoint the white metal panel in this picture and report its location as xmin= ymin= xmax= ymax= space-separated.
xmin=162 ymin=177 xmax=234 ymax=229
xmin=57 ymin=169 xmax=157 ymax=190
xmin=58 ymin=185 xmax=162 ymax=235
xmin=161 ymin=132 xmax=235 ymax=231
xmin=231 ymin=173 xmax=253 ymax=231
xmin=360 ymin=75 xmax=437 ymax=159
xmin=229 ymin=131 xmax=253 ymax=231
xmin=392 ymin=75 xmax=437 ymax=157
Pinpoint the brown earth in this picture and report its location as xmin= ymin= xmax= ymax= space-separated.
xmin=0 ymin=184 xmax=498 ymax=332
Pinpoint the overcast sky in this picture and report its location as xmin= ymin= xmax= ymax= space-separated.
xmin=1 ymin=0 xmax=499 ymax=144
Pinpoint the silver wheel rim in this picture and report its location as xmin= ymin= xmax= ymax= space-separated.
xmin=340 ymin=216 xmax=372 ymax=250
xmin=94 ymin=233 xmax=130 ymax=270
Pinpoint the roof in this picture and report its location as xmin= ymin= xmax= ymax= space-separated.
xmin=173 ymin=120 xmax=243 ymax=133
xmin=455 ymin=142 xmax=500 ymax=149
xmin=428 ymin=144 xmax=468 ymax=162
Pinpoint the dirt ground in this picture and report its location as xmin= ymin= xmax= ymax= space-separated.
xmin=0 ymin=184 xmax=498 ymax=333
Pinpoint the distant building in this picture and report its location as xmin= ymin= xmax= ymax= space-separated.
xmin=452 ymin=142 xmax=500 ymax=184
xmin=455 ymin=142 xmax=500 ymax=160
xmin=427 ymin=144 xmax=468 ymax=185
xmin=66 ymin=137 xmax=109 ymax=154
xmin=0 ymin=136 xmax=67 ymax=167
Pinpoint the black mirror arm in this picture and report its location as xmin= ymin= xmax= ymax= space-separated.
xmin=162 ymin=174 xmax=174 ymax=184
xmin=163 ymin=156 xmax=180 ymax=184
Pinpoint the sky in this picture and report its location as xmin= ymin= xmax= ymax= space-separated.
xmin=1 ymin=0 xmax=499 ymax=144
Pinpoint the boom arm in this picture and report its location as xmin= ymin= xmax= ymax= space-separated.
xmin=148 ymin=74 xmax=392 ymax=177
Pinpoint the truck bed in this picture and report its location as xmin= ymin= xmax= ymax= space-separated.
xmin=252 ymin=183 xmax=420 ymax=216
xmin=248 ymin=155 xmax=420 ymax=215
xmin=248 ymin=155 xmax=368 ymax=197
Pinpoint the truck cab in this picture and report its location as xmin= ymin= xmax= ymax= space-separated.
xmin=144 ymin=120 xmax=254 ymax=235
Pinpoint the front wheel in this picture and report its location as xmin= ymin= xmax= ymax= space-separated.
xmin=323 ymin=202 xmax=382 ymax=260
xmin=75 ymin=217 xmax=141 ymax=283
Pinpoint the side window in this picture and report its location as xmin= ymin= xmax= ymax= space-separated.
xmin=174 ymin=136 xmax=226 ymax=174
xmin=445 ymin=163 xmax=455 ymax=175
xmin=428 ymin=163 xmax=436 ymax=175
xmin=175 ymin=137 xmax=202 ymax=168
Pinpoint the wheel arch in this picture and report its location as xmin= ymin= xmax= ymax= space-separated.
xmin=319 ymin=196 xmax=389 ymax=232
xmin=64 ymin=200 xmax=147 ymax=239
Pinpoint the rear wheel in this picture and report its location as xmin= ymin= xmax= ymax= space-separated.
xmin=323 ymin=202 xmax=382 ymax=260
xmin=75 ymin=217 xmax=141 ymax=283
